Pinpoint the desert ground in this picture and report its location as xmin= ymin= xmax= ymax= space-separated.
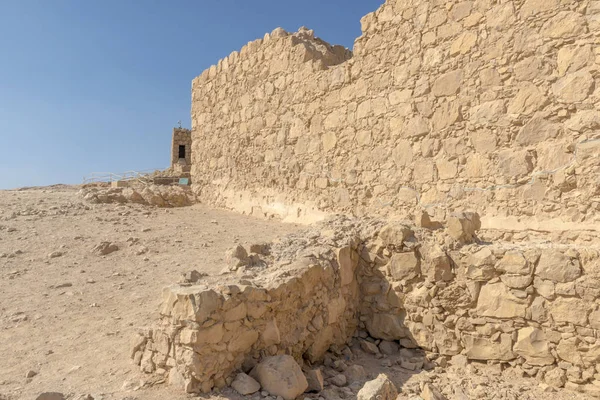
xmin=0 ymin=186 xmax=593 ymax=400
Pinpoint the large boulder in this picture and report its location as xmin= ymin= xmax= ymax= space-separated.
xmin=357 ymin=374 xmax=398 ymax=400
xmin=253 ymin=355 xmax=308 ymax=400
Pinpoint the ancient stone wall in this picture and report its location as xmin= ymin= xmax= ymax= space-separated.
xmin=135 ymin=217 xmax=600 ymax=393
xmin=190 ymin=0 xmax=600 ymax=227
xmin=171 ymin=128 xmax=192 ymax=172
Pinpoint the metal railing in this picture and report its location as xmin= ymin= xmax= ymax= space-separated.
xmin=82 ymin=169 xmax=161 ymax=185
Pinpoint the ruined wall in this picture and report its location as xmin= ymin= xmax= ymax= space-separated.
xmin=190 ymin=0 xmax=600 ymax=226
xmin=135 ymin=218 xmax=600 ymax=393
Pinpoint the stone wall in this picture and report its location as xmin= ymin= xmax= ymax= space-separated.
xmin=134 ymin=217 xmax=600 ymax=393
xmin=189 ymin=0 xmax=600 ymax=227
xmin=171 ymin=128 xmax=192 ymax=173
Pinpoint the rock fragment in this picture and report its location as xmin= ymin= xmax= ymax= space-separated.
xmin=231 ymin=372 xmax=261 ymax=395
xmin=357 ymin=374 xmax=398 ymax=400
xmin=253 ymin=355 xmax=308 ymax=400
xmin=92 ymin=242 xmax=119 ymax=255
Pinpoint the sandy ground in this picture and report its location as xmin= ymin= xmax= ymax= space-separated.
xmin=0 ymin=186 xmax=299 ymax=400
xmin=0 ymin=186 xmax=594 ymax=400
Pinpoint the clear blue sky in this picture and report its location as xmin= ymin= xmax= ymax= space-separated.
xmin=0 ymin=0 xmax=383 ymax=189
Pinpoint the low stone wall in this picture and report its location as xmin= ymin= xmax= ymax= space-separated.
xmin=80 ymin=185 xmax=194 ymax=208
xmin=134 ymin=216 xmax=600 ymax=393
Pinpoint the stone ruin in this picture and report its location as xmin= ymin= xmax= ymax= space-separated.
xmin=130 ymin=0 xmax=600 ymax=398
xmin=134 ymin=216 xmax=600 ymax=396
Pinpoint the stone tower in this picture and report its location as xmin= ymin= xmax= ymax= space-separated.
xmin=170 ymin=127 xmax=192 ymax=175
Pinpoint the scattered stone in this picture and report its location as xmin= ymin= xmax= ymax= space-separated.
xmin=179 ymin=270 xmax=207 ymax=283
xmin=360 ymin=340 xmax=380 ymax=355
xmin=421 ymin=383 xmax=447 ymax=400
xmin=25 ymin=370 xmax=38 ymax=378
xmin=357 ymin=374 xmax=397 ymax=400
xmin=330 ymin=374 xmax=347 ymax=387
xmin=92 ymin=242 xmax=119 ymax=256
xmin=231 ymin=372 xmax=261 ymax=395
xmin=253 ymin=355 xmax=308 ymax=400
xmin=48 ymin=251 xmax=63 ymax=258
xmin=305 ymin=369 xmax=324 ymax=392
xmin=344 ymin=364 xmax=367 ymax=384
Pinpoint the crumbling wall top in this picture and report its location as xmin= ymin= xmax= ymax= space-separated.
xmin=192 ymin=26 xmax=352 ymax=88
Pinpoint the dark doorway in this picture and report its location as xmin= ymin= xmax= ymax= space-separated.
xmin=178 ymin=145 xmax=186 ymax=159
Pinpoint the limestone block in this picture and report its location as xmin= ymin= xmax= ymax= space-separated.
xmin=433 ymin=323 xmax=463 ymax=356
xmin=476 ymin=283 xmax=527 ymax=318
xmin=228 ymin=329 xmax=259 ymax=353
xmin=513 ymin=56 xmax=544 ymax=82
xmin=588 ymin=308 xmax=600 ymax=330
xmin=463 ymin=333 xmax=515 ymax=361
xmin=557 ymin=45 xmax=593 ymax=76
xmin=436 ymin=158 xmax=458 ymax=180
xmin=513 ymin=327 xmax=555 ymax=366
xmin=469 ymin=100 xmax=506 ymax=123
xmin=450 ymin=1 xmax=473 ymax=21
xmin=541 ymin=11 xmax=588 ymax=38
xmin=387 ymin=251 xmax=420 ymax=281
xmin=431 ymin=69 xmax=463 ymax=97
xmin=254 ymin=355 xmax=308 ymax=400
xmin=496 ymin=251 xmax=531 ymax=275
xmin=404 ymin=115 xmax=430 ymax=138
xmin=421 ymin=384 xmax=446 ymax=400
xmin=305 ymin=369 xmax=324 ymax=392
xmin=515 ymin=116 xmax=561 ymax=146
xmin=306 ymin=326 xmax=334 ymax=363
xmin=465 ymin=248 xmax=495 ymax=281
xmin=413 ymin=160 xmax=435 ymax=183
xmin=450 ymin=31 xmax=477 ymax=56
xmin=533 ymin=277 xmax=555 ymax=299
xmin=432 ymin=101 xmax=461 ymax=131
xmin=545 ymin=367 xmax=567 ymax=388
xmin=421 ymin=245 xmax=454 ymax=282
xmin=365 ymin=312 xmax=407 ymax=341
xmin=565 ymin=110 xmax=600 ymax=132
xmin=519 ymin=0 xmax=558 ymax=18
xmin=392 ymin=140 xmax=413 ymax=166
xmin=337 ymin=246 xmax=359 ymax=286
xmin=378 ymin=223 xmax=413 ymax=246
xmin=262 ymin=320 xmax=280 ymax=347
xmin=322 ymin=131 xmax=337 ymax=152
xmin=485 ymin=3 xmax=514 ymax=30
xmin=535 ymin=250 xmax=581 ymax=283
xmin=180 ymin=324 xmax=224 ymax=345
xmin=497 ymin=149 xmax=533 ymax=177
xmin=160 ymin=286 xmax=223 ymax=322
xmin=404 ymin=321 xmax=434 ymax=351
xmin=507 ymin=83 xmax=547 ymax=115
xmin=549 ymin=297 xmax=588 ymax=326
xmin=470 ymin=129 xmax=497 ymax=154
xmin=357 ymin=374 xmax=398 ymax=400
xmin=501 ymin=274 xmax=533 ymax=289
xmin=447 ymin=212 xmax=481 ymax=243
xmin=327 ymin=296 xmax=347 ymax=324
xmin=552 ymin=70 xmax=595 ymax=103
